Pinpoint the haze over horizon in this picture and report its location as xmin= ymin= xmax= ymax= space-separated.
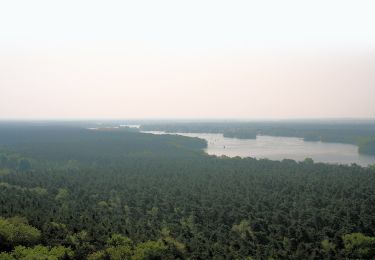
xmin=1 ymin=0 xmax=375 ymax=119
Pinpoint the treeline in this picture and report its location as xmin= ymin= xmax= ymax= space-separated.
xmin=0 ymin=124 xmax=375 ymax=259
xmin=140 ymin=121 xmax=375 ymax=155
xmin=0 ymin=216 xmax=186 ymax=259
xmin=0 ymin=124 xmax=206 ymax=165
xmin=1 ymin=215 xmax=374 ymax=259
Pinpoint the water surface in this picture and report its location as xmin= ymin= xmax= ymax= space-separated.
xmin=143 ymin=131 xmax=375 ymax=166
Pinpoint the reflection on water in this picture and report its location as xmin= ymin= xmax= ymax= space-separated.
xmin=120 ymin=124 xmax=141 ymax=129
xmin=142 ymin=131 xmax=375 ymax=166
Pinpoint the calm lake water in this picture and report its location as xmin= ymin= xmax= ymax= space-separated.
xmin=142 ymin=131 xmax=375 ymax=166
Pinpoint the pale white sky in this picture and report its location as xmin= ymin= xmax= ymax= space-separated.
xmin=1 ymin=0 xmax=375 ymax=119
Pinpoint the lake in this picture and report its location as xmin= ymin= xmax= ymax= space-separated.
xmin=142 ymin=131 xmax=375 ymax=166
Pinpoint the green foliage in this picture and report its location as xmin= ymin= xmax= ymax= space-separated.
xmin=18 ymin=159 xmax=31 ymax=172
xmin=132 ymin=241 xmax=168 ymax=260
xmin=159 ymin=228 xmax=186 ymax=259
xmin=88 ymin=245 xmax=134 ymax=260
xmin=0 ymin=168 xmax=11 ymax=176
xmin=0 ymin=125 xmax=206 ymax=164
xmin=232 ymin=220 xmax=253 ymax=239
xmin=42 ymin=222 xmax=69 ymax=246
xmin=0 ymin=123 xmax=375 ymax=258
xmin=359 ymin=140 xmax=375 ymax=155
xmin=343 ymin=233 xmax=375 ymax=259
xmin=0 ymin=252 xmax=15 ymax=260
xmin=104 ymin=245 xmax=133 ymax=260
xmin=55 ymin=188 xmax=69 ymax=201
xmin=88 ymin=234 xmax=182 ymax=260
xmin=321 ymin=238 xmax=335 ymax=252
xmin=106 ymin=234 xmax=133 ymax=247
xmin=0 ymin=245 xmax=73 ymax=260
xmin=0 ymin=152 xmax=33 ymax=171
xmin=0 ymin=217 xmax=41 ymax=250
xmin=29 ymin=187 xmax=48 ymax=196
xmin=66 ymin=231 xmax=94 ymax=258
xmin=303 ymin=157 xmax=314 ymax=164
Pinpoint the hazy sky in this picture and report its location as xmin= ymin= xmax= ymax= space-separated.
xmin=1 ymin=0 xmax=375 ymax=119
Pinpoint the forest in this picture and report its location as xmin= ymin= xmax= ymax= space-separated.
xmin=0 ymin=122 xmax=375 ymax=259
xmin=140 ymin=121 xmax=375 ymax=155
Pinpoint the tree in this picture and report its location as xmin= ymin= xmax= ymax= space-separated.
xmin=42 ymin=222 xmax=70 ymax=246
xmin=66 ymin=231 xmax=94 ymax=259
xmin=132 ymin=241 xmax=168 ymax=260
xmin=0 ymin=245 xmax=73 ymax=259
xmin=303 ymin=157 xmax=314 ymax=164
xmin=321 ymin=238 xmax=336 ymax=256
xmin=0 ymin=217 xmax=41 ymax=250
xmin=232 ymin=220 xmax=253 ymax=239
xmin=55 ymin=188 xmax=69 ymax=201
xmin=106 ymin=234 xmax=133 ymax=247
xmin=343 ymin=233 xmax=375 ymax=259
xmin=18 ymin=159 xmax=31 ymax=172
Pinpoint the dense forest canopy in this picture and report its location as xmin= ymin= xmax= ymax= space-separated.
xmin=0 ymin=122 xmax=375 ymax=259
xmin=140 ymin=121 xmax=375 ymax=155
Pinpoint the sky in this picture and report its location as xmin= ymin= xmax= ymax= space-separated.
xmin=1 ymin=0 xmax=375 ymax=119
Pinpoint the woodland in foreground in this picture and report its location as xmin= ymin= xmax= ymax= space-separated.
xmin=0 ymin=123 xmax=375 ymax=259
